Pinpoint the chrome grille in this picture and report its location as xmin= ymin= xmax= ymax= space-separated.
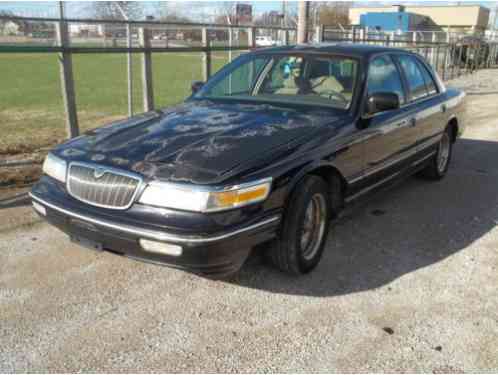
xmin=67 ymin=163 xmax=141 ymax=209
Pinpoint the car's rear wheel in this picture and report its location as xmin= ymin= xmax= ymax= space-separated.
xmin=419 ymin=127 xmax=453 ymax=180
xmin=269 ymin=175 xmax=333 ymax=275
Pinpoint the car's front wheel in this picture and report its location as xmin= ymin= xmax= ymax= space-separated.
xmin=269 ymin=175 xmax=332 ymax=275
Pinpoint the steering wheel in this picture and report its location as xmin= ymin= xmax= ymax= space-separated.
xmin=317 ymin=89 xmax=348 ymax=104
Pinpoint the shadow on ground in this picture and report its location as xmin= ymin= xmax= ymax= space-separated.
xmin=231 ymin=138 xmax=498 ymax=297
xmin=3 ymin=139 xmax=497 ymax=298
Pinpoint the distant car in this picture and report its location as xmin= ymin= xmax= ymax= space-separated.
xmin=453 ymin=36 xmax=489 ymax=70
xmin=153 ymin=34 xmax=167 ymax=41
xmin=31 ymin=44 xmax=466 ymax=278
xmin=256 ymin=36 xmax=275 ymax=47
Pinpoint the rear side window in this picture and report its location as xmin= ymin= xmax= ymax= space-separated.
xmin=367 ymin=55 xmax=405 ymax=105
xmin=397 ymin=55 xmax=430 ymax=101
xmin=417 ymin=59 xmax=438 ymax=95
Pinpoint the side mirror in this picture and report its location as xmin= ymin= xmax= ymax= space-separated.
xmin=191 ymin=81 xmax=205 ymax=94
xmin=365 ymin=92 xmax=400 ymax=117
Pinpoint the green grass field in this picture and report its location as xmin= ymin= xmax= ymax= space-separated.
xmin=0 ymin=52 xmax=233 ymax=154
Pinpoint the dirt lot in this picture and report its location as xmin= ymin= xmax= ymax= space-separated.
xmin=1 ymin=70 xmax=498 ymax=372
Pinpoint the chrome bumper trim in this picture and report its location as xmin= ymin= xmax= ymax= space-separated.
xmin=29 ymin=193 xmax=280 ymax=244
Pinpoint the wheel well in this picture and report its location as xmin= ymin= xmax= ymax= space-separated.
xmin=308 ymin=166 xmax=347 ymax=214
xmin=448 ymin=118 xmax=459 ymax=143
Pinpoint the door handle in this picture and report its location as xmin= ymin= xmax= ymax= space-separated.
xmin=395 ymin=118 xmax=416 ymax=127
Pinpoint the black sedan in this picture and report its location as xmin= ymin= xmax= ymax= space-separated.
xmin=30 ymin=44 xmax=466 ymax=278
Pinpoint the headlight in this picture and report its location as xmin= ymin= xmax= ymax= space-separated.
xmin=138 ymin=178 xmax=272 ymax=213
xmin=42 ymin=153 xmax=67 ymax=183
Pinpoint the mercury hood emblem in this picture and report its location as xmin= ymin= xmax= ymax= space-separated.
xmin=93 ymin=167 xmax=106 ymax=179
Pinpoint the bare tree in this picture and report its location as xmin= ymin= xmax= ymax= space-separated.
xmin=213 ymin=2 xmax=237 ymax=25
xmin=0 ymin=10 xmax=14 ymax=35
xmin=317 ymin=2 xmax=351 ymax=28
xmin=90 ymin=1 xmax=144 ymax=20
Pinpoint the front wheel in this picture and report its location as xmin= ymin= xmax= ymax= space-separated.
xmin=268 ymin=175 xmax=332 ymax=275
xmin=419 ymin=127 xmax=453 ymax=180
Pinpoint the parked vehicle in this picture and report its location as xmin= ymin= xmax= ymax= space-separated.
xmin=256 ymin=35 xmax=275 ymax=47
xmin=31 ymin=44 xmax=466 ymax=278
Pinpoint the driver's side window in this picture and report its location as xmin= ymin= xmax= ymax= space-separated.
xmin=367 ymin=55 xmax=405 ymax=105
xmin=261 ymin=56 xmax=305 ymax=95
xmin=308 ymin=58 xmax=356 ymax=102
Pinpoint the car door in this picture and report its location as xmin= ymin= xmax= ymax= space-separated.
xmin=395 ymin=53 xmax=444 ymax=160
xmin=358 ymin=54 xmax=419 ymax=189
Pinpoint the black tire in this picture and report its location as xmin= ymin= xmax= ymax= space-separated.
xmin=269 ymin=175 xmax=333 ymax=275
xmin=419 ymin=127 xmax=453 ymax=180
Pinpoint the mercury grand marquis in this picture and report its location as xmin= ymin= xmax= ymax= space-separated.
xmin=30 ymin=44 xmax=466 ymax=277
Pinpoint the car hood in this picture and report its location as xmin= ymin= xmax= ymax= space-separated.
xmin=55 ymin=101 xmax=344 ymax=184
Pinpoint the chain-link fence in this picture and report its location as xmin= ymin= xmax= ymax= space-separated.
xmin=0 ymin=15 xmax=296 ymax=159
xmin=2 ymin=15 xmax=498 ymax=160
xmin=322 ymin=28 xmax=498 ymax=82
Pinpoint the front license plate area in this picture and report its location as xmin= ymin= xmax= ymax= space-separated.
xmin=70 ymin=235 xmax=103 ymax=252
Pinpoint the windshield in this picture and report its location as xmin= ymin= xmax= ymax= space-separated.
xmin=194 ymin=53 xmax=359 ymax=110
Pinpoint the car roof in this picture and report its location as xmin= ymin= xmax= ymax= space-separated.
xmin=253 ymin=42 xmax=411 ymax=59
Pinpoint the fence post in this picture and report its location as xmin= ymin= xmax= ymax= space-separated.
xmin=56 ymin=19 xmax=79 ymax=138
xmin=202 ymin=27 xmax=212 ymax=81
xmin=359 ymin=28 xmax=364 ymax=43
xmin=485 ymin=43 xmax=492 ymax=68
xmin=248 ymin=26 xmax=256 ymax=49
xmin=283 ymin=29 xmax=289 ymax=45
xmin=450 ymin=44 xmax=456 ymax=79
xmin=442 ymin=45 xmax=448 ymax=81
xmin=474 ymin=44 xmax=481 ymax=71
xmin=490 ymin=44 xmax=497 ymax=68
xmin=412 ymin=32 xmax=417 ymax=44
xmin=457 ymin=42 xmax=463 ymax=77
xmin=315 ymin=25 xmax=324 ymax=43
xmin=431 ymin=32 xmax=437 ymax=66
xmin=435 ymin=43 xmax=440 ymax=76
xmin=228 ymin=27 xmax=232 ymax=63
xmin=126 ymin=22 xmax=133 ymax=117
xmin=139 ymin=26 xmax=154 ymax=112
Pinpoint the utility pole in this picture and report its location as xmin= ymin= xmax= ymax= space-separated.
xmin=281 ymin=1 xmax=287 ymax=27
xmin=493 ymin=3 xmax=498 ymax=33
xmin=297 ymin=1 xmax=309 ymax=43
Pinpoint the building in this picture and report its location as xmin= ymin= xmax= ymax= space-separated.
xmin=360 ymin=11 xmax=439 ymax=33
xmin=350 ymin=4 xmax=490 ymax=34
xmin=68 ymin=24 xmax=104 ymax=37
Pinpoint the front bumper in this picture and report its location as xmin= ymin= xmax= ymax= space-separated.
xmin=30 ymin=192 xmax=280 ymax=278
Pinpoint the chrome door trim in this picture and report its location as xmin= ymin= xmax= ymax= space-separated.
xmin=345 ymin=150 xmax=436 ymax=202
xmin=349 ymin=131 xmax=442 ymax=184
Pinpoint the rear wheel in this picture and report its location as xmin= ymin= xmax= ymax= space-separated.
xmin=419 ymin=127 xmax=453 ymax=180
xmin=269 ymin=175 xmax=333 ymax=275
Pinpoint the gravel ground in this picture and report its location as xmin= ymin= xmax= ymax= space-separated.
xmin=1 ymin=69 xmax=498 ymax=373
